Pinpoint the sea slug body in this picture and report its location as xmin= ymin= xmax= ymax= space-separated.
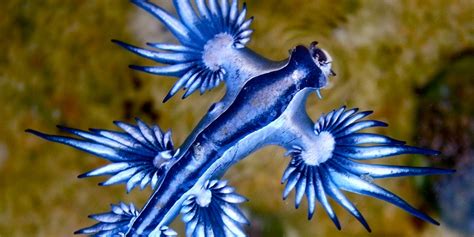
xmin=27 ymin=1 xmax=453 ymax=236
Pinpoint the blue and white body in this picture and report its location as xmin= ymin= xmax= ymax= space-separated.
xmin=27 ymin=0 xmax=453 ymax=236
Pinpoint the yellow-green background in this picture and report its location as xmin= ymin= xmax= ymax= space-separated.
xmin=0 ymin=0 xmax=472 ymax=236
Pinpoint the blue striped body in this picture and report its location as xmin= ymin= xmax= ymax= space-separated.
xmin=129 ymin=45 xmax=324 ymax=235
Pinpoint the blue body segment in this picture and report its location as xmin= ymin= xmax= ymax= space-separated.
xmin=128 ymin=45 xmax=324 ymax=235
xmin=197 ymin=46 xmax=322 ymax=148
xmin=26 ymin=1 xmax=454 ymax=236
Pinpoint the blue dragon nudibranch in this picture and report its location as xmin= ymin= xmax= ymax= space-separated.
xmin=27 ymin=0 xmax=454 ymax=236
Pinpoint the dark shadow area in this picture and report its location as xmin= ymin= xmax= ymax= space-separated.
xmin=415 ymin=49 xmax=474 ymax=236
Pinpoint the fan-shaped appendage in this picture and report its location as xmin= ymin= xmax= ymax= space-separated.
xmin=26 ymin=118 xmax=175 ymax=192
xmin=115 ymin=0 xmax=254 ymax=101
xmin=181 ymin=179 xmax=249 ymax=236
xmin=281 ymin=106 xmax=454 ymax=231
xmin=75 ymin=202 xmax=177 ymax=236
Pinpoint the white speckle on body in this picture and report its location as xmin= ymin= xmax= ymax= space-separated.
xmin=360 ymin=174 xmax=374 ymax=183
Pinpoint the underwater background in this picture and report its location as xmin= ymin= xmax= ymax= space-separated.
xmin=0 ymin=0 xmax=472 ymax=236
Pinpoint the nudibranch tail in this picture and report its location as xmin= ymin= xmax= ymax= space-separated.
xmin=26 ymin=118 xmax=175 ymax=192
xmin=74 ymin=202 xmax=177 ymax=236
xmin=281 ymin=106 xmax=455 ymax=231
xmin=114 ymin=0 xmax=254 ymax=101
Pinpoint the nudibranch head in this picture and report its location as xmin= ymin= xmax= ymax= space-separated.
xmin=281 ymin=106 xmax=451 ymax=231
xmin=308 ymin=41 xmax=335 ymax=98
xmin=309 ymin=41 xmax=335 ymax=78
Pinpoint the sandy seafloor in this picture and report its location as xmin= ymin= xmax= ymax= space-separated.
xmin=0 ymin=0 xmax=473 ymax=236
